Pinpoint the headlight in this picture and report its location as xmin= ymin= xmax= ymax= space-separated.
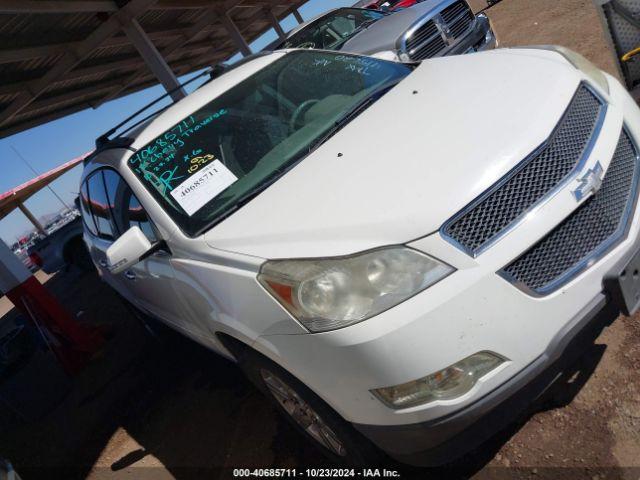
xmin=372 ymin=351 xmax=506 ymax=409
xmin=257 ymin=247 xmax=454 ymax=333
xmin=519 ymin=45 xmax=609 ymax=94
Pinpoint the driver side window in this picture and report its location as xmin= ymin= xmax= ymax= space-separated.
xmin=82 ymin=169 xmax=157 ymax=244
xmin=103 ymin=169 xmax=158 ymax=244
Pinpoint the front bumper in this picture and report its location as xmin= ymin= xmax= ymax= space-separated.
xmin=353 ymin=291 xmax=618 ymax=465
xmin=253 ymin=72 xmax=640 ymax=464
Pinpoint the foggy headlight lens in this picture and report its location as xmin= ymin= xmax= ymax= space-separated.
xmin=258 ymin=247 xmax=453 ymax=333
xmin=372 ymin=352 xmax=506 ymax=409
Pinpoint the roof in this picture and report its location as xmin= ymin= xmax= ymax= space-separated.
xmin=0 ymin=0 xmax=307 ymax=139
xmin=0 ymin=151 xmax=91 ymax=219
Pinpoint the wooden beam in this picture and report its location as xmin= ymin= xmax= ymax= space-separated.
xmin=153 ymin=0 xmax=292 ymax=9
xmin=14 ymin=52 xmax=219 ymax=114
xmin=0 ymin=0 xmax=292 ymax=14
xmin=94 ymin=1 xmax=303 ymax=107
xmin=97 ymin=5 xmax=222 ymax=105
xmin=0 ymin=43 xmax=68 ymax=65
xmin=0 ymin=0 xmax=158 ymax=128
xmin=0 ymin=26 xmax=203 ymax=65
xmin=0 ymin=65 xmax=209 ymax=138
xmin=0 ymin=56 xmax=143 ymax=96
xmin=0 ymin=1 xmax=118 ymax=13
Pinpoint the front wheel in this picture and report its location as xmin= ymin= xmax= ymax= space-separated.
xmin=238 ymin=349 xmax=383 ymax=465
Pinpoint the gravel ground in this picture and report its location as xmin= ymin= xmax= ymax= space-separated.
xmin=1 ymin=1 xmax=639 ymax=479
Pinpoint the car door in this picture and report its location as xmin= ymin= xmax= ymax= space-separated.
xmin=80 ymin=172 xmax=132 ymax=299
xmin=102 ymin=169 xmax=190 ymax=331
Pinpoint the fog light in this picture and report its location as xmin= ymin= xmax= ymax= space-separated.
xmin=371 ymin=351 xmax=506 ymax=409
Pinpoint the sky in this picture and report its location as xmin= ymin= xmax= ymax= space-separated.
xmin=0 ymin=0 xmax=352 ymax=244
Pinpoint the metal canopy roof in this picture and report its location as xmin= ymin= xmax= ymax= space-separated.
xmin=0 ymin=0 xmax=307 ymax=139
xmin=0 ymin=151 xmax=90 ymax=219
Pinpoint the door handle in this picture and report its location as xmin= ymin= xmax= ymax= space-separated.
xmin=124 ymin=270 xmax=136 ymax=280
xmin=98 ymin=259 xmax=108 ymax=268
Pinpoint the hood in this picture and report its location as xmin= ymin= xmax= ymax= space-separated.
xmin=342 ymin=0 xmax=461 ymax=55
xmin=205 ymin=49 xmax=583 ymax=259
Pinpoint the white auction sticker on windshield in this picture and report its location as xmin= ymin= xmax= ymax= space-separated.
xmin=170 ymin=160 xmax=237 ymax=216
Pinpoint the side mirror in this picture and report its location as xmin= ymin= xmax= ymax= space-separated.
xmin=106 ymin=226 xmax=152 ymax=275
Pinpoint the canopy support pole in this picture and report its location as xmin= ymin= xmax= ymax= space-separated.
xmin=16 ymin=201 xmax=46 ymax=236
xmin=221 ymin=12 xmax=252 ymax=57
xmin=121 ymin=17 xmax=186 ymax=102
xmin=266 ymin=8 xmax=286 ymax=40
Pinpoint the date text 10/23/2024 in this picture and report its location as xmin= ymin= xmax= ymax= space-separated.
xmin=232 ymin=469 xmax=402 ymax=478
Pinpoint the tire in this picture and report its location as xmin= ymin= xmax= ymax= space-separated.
xmin=236 ymin=348 xmax=384 ymax=466
xmin=66 ymin=237 xmax=94 ymax=272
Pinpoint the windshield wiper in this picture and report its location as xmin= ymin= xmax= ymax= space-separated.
xmin=309 ymin=79 xmax=401 ymax=152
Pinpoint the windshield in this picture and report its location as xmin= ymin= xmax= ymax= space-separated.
xmin=278 ymin=9 xmax=386 ymax=50
xmin=127 ymin=51 xmax=412 ymax=237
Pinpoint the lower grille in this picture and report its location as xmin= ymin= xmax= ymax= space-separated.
xmin=501 ymin=129 xmax=640 ymax=294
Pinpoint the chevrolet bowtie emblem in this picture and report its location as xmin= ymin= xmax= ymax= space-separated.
xmin=572 ymin=162 xmax=604 ymax=202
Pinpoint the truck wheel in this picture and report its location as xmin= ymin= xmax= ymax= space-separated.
xmin=68 ymin=238 xmax=93 ymax=271
xmin=238 ymin=349 xmax=383 ymax=466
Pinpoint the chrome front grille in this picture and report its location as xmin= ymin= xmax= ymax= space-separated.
xmin=403 ymin=1 xmax=474 ymax=61
xmin=440 ymin=1 xmax=474 ymax=38
xmin=405 ymin=20 xmax=446 ymax=60
xmin=501 ymin=130 xmax=640 ymax=294
xmin=442 ymin=84 xmax=606 ymax=255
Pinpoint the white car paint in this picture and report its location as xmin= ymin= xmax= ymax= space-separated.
xmin=80 ymin=48 xmax=640 ymax=461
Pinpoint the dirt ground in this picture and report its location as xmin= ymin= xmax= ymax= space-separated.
xmin=1 ymin=0 xmax=640 ymax=479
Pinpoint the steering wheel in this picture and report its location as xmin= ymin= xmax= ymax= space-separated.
xmin=289 ymin=99 xmax=320 ymax=132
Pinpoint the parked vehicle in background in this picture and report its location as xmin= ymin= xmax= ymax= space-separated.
xmin=13 ymin=247 xmax=39 ymax=273
xmin=353 ymin=0 xmax=420 ymax=11
xmin=28 ymin=211 xmax=93 ymax=274
xmin=268 ymin=2 xmax=496 ymax=62
xmin=79 ymin=46 xmax=640 ymax=466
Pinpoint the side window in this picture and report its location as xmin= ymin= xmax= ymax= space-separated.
xmin=79 ymin=182 xmax=98 ymax=236
xmin=127 ymin=194 xmax=158 ymax=243
xmin=102 ymin=169 xmax=125 ymax=236
xmin=86 ymin=171 xmax=115 ymax=239
xmin=103 ymin=169 xmax=158 ymax=243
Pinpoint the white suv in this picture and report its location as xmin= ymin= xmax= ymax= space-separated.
xmin=80 ymin=48 xmax=640 ymax=466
